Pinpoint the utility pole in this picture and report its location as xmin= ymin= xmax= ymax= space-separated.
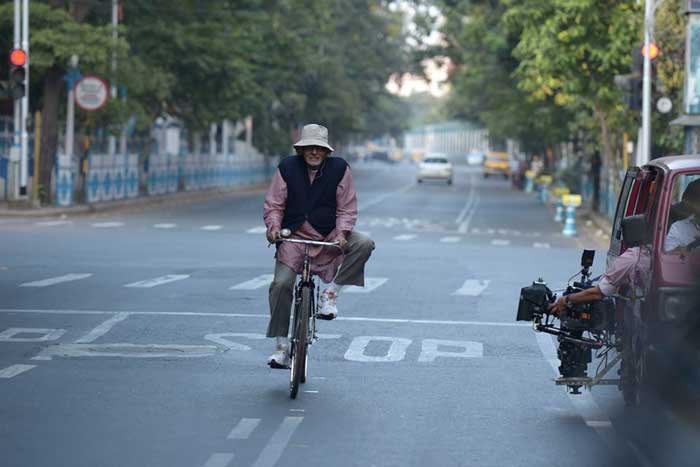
xmin=108 ymin=0 xmax=118 ymax=157
xmin=11 ymin=0 xmax=20 ymax=200
xmin=641 ymin=0 xmax=654 ymax=165
xmin=20 ymin=0 xmax=29 ymax=196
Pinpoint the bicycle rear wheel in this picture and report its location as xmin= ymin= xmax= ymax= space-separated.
xmin=290 ymin=286 xmax=311 ymax=399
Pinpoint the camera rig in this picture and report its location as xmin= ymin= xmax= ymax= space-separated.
xmin=517 ymin=250 xmax=621 ymax=394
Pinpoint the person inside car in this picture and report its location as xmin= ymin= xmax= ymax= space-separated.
xmin=665 ymin=179 xmax=700 ymax=253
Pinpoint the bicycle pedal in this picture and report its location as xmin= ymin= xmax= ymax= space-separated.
xmin=315 ymin=313 xmax=336 ymax=321
xmin=268 ymin=360 xmax=290 ymax=370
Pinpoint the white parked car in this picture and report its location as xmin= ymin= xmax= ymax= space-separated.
xmin=417 ymin=154 xmax=453 ymax=185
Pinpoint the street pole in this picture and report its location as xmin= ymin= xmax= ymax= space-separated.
xmin=20 ymin=0 xmax=29 ymax=196
xmin=11 ymin=0 xmax=20 ymax=199
xmin=65 ymin=56 xmax=79 ymax=165
xmin=641 ymin=0 xmax=654 ymax=165
xmin=108 ymin=0 xmax=118 ymax=157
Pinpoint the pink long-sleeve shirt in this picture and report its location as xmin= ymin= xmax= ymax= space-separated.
xmin=263 ymin=163 xmax=357 ymax=282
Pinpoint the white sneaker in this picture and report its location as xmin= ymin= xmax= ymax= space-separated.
xmin=267 ymin=345 xmax=290 ymax=369
xmin=317 ymin=289 xmax=338 ymax=320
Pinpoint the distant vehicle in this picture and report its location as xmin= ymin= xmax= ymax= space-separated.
xmin=417 ymin=154 xmax=453 ymax=185
xmin=466 ymin=151 xmax=485 ymax=165
xmin=483 ymin=151 xmax=510 ymax=178
xmin=367 ymin=151 xmax=394 ymax=163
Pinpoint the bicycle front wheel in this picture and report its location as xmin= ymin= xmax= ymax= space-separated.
xmin=290 ymin=286 xmax=311 ymax=399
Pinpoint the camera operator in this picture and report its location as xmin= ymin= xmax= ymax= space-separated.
xmin=549 ymin=217 xmax=650 ymax=316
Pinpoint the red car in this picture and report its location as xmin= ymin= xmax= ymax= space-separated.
xmin=608 ymin=156 xmax=700 ymax=406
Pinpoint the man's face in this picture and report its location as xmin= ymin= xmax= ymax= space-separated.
xmin=301 ymin=146 xmax=330 ymax=169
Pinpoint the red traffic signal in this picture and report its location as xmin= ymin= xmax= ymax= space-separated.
xmin=641 ymin=42 xmax=659 ymax=60
xmin=9 ymin=49 xmax=27 ymax=67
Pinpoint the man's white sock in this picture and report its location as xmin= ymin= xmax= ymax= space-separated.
xmin=276 ymin=336 xmax=289 ymax=349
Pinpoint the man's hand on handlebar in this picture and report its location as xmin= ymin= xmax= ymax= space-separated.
xmin=266 ymin=228 xmax=281 ymax=243
xmin=336 ymin=234 xmax=348 ymax=250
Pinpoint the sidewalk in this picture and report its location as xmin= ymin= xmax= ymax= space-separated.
xmin=0 ymin=183 xmax=269 ymax=218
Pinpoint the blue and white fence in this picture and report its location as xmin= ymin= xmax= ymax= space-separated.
xmin=86 ymin=153 xmax=140 ymax=203
xmin=55 ymin=153 xmax=74 ymax=207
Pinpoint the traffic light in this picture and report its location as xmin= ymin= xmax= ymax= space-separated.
xmin=629 ymin=77 xmax=643 ymax=110
xmin=9 ymin=48 xmax=27 ymax=99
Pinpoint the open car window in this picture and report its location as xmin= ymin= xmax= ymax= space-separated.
xmin=663 ymin=172 xmax=700 ymax=253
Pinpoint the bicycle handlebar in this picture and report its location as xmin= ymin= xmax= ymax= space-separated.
xmin=275 ymin=237 xmax=342 ymax=248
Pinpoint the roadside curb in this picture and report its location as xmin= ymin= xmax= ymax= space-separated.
xmin=0 ymin=183 xmax=269 ymax=218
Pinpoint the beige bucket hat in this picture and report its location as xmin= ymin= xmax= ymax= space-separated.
xmin=293 ymin=124 xmax=334 ymax=152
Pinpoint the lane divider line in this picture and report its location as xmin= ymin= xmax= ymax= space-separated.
xmin=202 ymin=452 xmax=234 ymax=467
xmin=124 ymin=274 xmax=190 ymax=288
xmin=227 ymin=418 xmax=261 ymax=440
xmin=20 ymin=273 xmax=93 ymax=288
xmin=74 ymin=312 xmax=131 ymax=344
xmin=0 ymin=364 xmax=36 ymax=379
xmin=251 ymin=417 xmax=304 ymax=467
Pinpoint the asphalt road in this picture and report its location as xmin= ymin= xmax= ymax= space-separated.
xmin=0 ymin=161 xmax=690 ymax=467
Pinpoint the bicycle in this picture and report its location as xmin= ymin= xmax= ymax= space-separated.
xmin=274 ymin=229 xmax=342 ymax=399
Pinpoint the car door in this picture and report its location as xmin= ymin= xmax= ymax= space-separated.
xmin=608 ymin=167 xmax=641 ymax=265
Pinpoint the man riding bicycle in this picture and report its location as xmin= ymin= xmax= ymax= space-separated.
xmin=263 ymin=123 xmax=375 ymax=368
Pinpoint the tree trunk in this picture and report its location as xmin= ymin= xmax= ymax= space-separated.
xmin=39 ymin=65 xmax=63 ymax=205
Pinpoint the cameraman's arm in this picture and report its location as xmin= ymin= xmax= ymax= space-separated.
xmin=549 ymin=286 xmax=604 ymax=315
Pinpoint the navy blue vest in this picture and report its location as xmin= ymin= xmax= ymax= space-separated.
xmin=278 ymin=155 xmax=349 ymax=236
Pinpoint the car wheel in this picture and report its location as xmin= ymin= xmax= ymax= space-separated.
xmin=447 ymin=179 xmax=453 ymax=185
xmin=483 ymin=173 xmax=489 ymax=178
xmin=417 ymin=179 xmax=423 ymax=183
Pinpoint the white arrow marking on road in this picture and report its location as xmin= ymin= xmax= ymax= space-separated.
xmin=229 ymin=274 xmax=274 ymax=290
xmin=201 ymin=225 xmax=223 ymax=231
xmin=344 ymin=277 xmax=388 ymax=294
xmin=0 ymin=364 xmax=36 ymax=379
xmin=35 ymin=343 xmax=219 ymax=359
xmin=74 ymin=312 xmax=130 ymax=344
xmin=533 ymin=242 xmax=551 ymax=248
xmin=228 ymin=418 xmax=261 ymax=439
xmin=204 ymin=332 xmax=265 ymax=350
xmin=251 ymin=417 xmax=304 ymax=467
xmin=153 ymin=223 xmax=177 ymax=229
xmin=246 ymin=226 xmax=268 ymax=234
xmin=20 ymin=273 xmax=92 ymax=287
xmin=440 ymin=236 xmax=462 ymax=243
xmin=393 ymin=234 xmax=417 ymax=241
xmin=453 ymin=279 xmax=490 ymax=296
xmin=91 ymin=222 xmax=124 ymax=228
xmin=124 ymin=274 xmax=190 ymax=288
xmin=35 ymin=220 xmax=72 ymax=226
xmin=491 ymin=239 xmax=510 ymax=246
xmin=203 ymin=453 xmax=234 ymax=467
xmin=418 ymin=339 xmax=483 ymax=362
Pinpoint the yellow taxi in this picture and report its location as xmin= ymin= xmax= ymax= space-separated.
xmin=483 ymin=151 xmax=510 ymax=178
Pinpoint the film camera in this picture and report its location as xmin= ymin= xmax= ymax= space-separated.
xmin=517 ymin=250 xmax=616 ymax=393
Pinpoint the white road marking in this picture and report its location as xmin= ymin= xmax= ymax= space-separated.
xmin=344 ymin=277 xmax=388 ymax=294
xmin=457 ymin=174 xmax=479 ymax=233
xmin=491 ymin=239 xmax=510 ymax=246
xmin=533 ymin=242 xmax=551 ymax=248
xmin=124 ymin=274 xmax=190 ymax=288
xmin=453 ymin=279 xmax=490 ymax=296
xmin=251 ymin=417 xmax=304 ymax=467
xmin=393 ymin=234 xmax=417 ymax=241
xmin=227 ymin=418 xmax=261 ymax=439
xmin=344 ymin=336 xmax=412 ymax=362
xmin=418 ymin=339 xmax=483 ymax=362
xmin=246 ymin=226 xmax=268 ymax=234
xmin=0 ymin=308 xmax=531 ymax=327
xmin=317 ymin=333 xmax=342 ymax=339
xmin=440 ymin=236 xmax=461 ymax=243
xmin=201 ymin=225 xmax=223 ymax=231
xmin=35 ymin=220 xmax=71 ymax=226
xmin=20 ymin=273 xmax=92 ymax=287
xmin=0 ymin=364 xmax=36 ymax=379
xmin=303 ymin=390 xmax=319 ymax=394
xmin=36 ymin=343 xmax=220 ymax=360
xmin=74 ymin=312 xmax=130 ymax=344
xmin=204 ymin=333 xmax=265 ymax=351
xmin=91 ymin=222 xmax=124 ymax=228
xmin=202 ymin=452 xmax=234 ymax=467
xmin=229 ymin=274 xmax=274 ymax=290
xmin=0 ymin=327 xmax=66 ymax=342
xmin=289 ymin=409 xmax=305 ymax=412
xmin=153 ymin=223 xmax=177 ymax=229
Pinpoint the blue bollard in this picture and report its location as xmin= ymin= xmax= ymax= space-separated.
xmin=554 ymin=199 xmax=564 ymax=222
xmin=562 ymin=205 xmax=578 ymax=237
xmin=525 ymin=175 xmax=534 ymax=193
xmin=539 ymin=184 xmax=550 ymax=204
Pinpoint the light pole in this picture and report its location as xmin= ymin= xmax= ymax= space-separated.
xmin=65 ymin=55 xmax=80 ymax=162
xmin=641 ymin=0 xmax=654 ymax=165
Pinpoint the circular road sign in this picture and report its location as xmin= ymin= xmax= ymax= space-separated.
xmin=75 ymin=75 xmax=109 ymax=111
xmin=656 ymin=97 xmax=673 ymax=114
